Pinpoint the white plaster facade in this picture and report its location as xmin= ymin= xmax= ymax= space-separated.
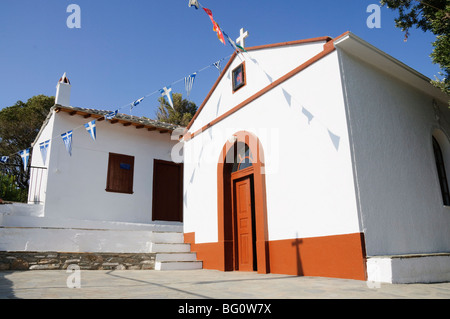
xmin=182 ymin=32 xmax=450 ymax=282
xmin=184 ymin=45 xmax=360 ymax=243
xmin=29 ymin=108 xmax=180 ymax=224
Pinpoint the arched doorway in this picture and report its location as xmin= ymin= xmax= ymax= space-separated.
xmin=217 ymin=131 xmax=269 ymax=273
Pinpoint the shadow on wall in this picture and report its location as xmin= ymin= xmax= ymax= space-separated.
xmin=292 ymin=233 xmax=304 ymax=276
xmin=0 ymin=271 xmax=18 ymax=299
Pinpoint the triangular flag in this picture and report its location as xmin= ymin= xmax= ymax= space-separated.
xmin=0 ymin=156 xmax=9 ymax=164
xmin=19 ymin=149 xmax=30 ymax=171
xmin=213 ymin=60 xmax=222 ymax=73
xmin=160 ymin=86 xmax=174 ymax=109
xmin=84 ymin=120 xmax=97 ymax=141
xmin=223 ymin=31 xmax=246 ymax=53
xmin=105 ymin=110 xmax=118 ymax=121
xmin=61 ymin=131 xmax=73 ymax=156
xmin=203 ymin=7 xmax=226 ymax=45
xmin=185 ymin=73 xmax=197 ymax=98
xmin=131 ymin=97 xmax=144 ymax=111
xmin=39 ymin=140 xmax=50 ymax=165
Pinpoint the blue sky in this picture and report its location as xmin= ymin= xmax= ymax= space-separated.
xmin=0 ymin=0 xmax=442 ymax=119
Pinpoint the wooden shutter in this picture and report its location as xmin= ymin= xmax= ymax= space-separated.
xmin=106 ymin=153 xmax=134 ymax=194
xmin=152 ymin=159 xmax=183 ymax=222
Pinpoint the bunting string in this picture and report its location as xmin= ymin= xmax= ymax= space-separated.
xmin=1 ymin=0 xmax=342 ymax=169
xmin=0 ymin=52 xmax=232 ymax=166
xmin=186 ymin=1 xmax=342 ymax=150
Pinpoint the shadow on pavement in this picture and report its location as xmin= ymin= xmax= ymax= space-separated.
xmin=0 ymin=271 xmax=18 ymax=299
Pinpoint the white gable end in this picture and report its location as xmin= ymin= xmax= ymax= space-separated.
xmin=189 ymin=39 xmax=329 ymax=133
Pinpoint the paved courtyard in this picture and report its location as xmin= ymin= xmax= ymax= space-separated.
xmin=1 ymin=269 xmax=449 ymax=300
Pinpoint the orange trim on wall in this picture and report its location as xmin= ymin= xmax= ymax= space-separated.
xmin=185 ymin=232 xmax=367 ymax=281
xmin=184 ymin=233 xmax=225 ymax=270
xmin=269 ymin=232 xmax=366 ymax=280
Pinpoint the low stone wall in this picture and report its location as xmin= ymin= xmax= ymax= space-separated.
xmin=0 ymin=251 xmax=156 ymax=271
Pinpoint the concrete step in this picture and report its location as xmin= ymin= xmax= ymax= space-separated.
xmin=156 ymin=252 xmax=198 ymax=262
xmin=0 ymin=227 xmax=187 ymax=254
xmin=151 ymin=232 xmax=184 ymax=244
xmin=155 ymin=260 xmax=203 ymax=271
xmin=150 ymin=243 xmax=191 ymax=253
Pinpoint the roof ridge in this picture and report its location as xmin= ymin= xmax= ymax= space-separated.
xmin=53 ymin=104 xmax=183 ymax=130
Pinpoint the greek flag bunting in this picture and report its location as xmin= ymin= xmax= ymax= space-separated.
xmin=39 ymin=140 xmax=50 ymax=164
xmin=0 ymin=156 xmax=8 ymax=164
xmin=19 ymin=149 xmax=30 ymax=171
xmin=160 ymin=86 xmax=174 ymax=109
xmin=213 ymin=60 xmax=221 ymax=73
xmin=84 ymin=120 xmax=97 ymax=141
xmin=185 ymin=73 xmax=196 ymax=98
xmin=131 ymin=97 xmax=144 ymax=111
xmin=61 ymin=131 xmax=73 ymax=156
xmin=105 ymin=110 xmax=118 ymax=121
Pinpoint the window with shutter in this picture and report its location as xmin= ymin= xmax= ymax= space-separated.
xmin=105 ymin=153 xmax=135 ymax=194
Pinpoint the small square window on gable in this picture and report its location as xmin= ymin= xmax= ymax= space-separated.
xmin=106 ymin=152 xmax=135 ymax=194
xmin=232 ymin=62 xmax=246 ymax=93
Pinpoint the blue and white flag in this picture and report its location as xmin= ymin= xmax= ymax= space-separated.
xmin=185 ymin=73 xmax=197 ymax=98
xmin=213 ymin=60 xmax=222 ymax=73
xmin=61 ymin=131 xmax=73 ymax=156
xmin=105 ymin=110 xmax=118 ymax=121
xmin=131 ymin=97 xmax=144 ymax=111
xmin=0 ymin=156 xmax=9 ymax=164
xmin=39 ymin=140 xmax=50 ymax=165
xmin=84 ymin=120 xmax=97 ymax=141
xmin=19 ymin=149 xmax=30 ymax=171
xmin=223 ymin=30 xmax=246 ymax=53
xmin=160 ymin=86 xmax=174 ymax=109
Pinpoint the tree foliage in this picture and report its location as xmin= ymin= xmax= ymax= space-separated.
xmin=380 ymin=0 xmax=450 ymax=96
xmin=0 ymin=95 xmax=54 ymax=200
xmin=156 ymin=93 xmax=197 ymax=127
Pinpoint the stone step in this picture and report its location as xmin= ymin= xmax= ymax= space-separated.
xmin=156 ymin=252 xmax=198 ymax=262
xmin=150 ymin=243 xmax=191 ymax=253
xmin=0 ymin=227 xmax=187 ymax=253
xmin=155 ymin=260 xmax=203 ymax=271
xmin=151 ymin=232 xmax=184 ymax=244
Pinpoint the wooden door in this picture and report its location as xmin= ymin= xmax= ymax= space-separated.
xmin=233 ymin=176 xmax=255 ymax=271
xmin=152 ymin=159 xmax=183 ymax=222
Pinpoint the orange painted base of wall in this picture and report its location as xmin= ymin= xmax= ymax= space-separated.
xmin=184 ymin=232 xmax=367 ymax=281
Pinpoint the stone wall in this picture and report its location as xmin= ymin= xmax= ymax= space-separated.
xmin=0 ymin=252 xmax=156 ymax=270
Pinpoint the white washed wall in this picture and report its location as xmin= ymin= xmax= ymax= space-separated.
xmin=42 ymin=111 xmax=179 ymax=224
xmin=184 ymin=50 xmax=361 ymax=244
xmin=28 ymin=113 xmax=55 ymax=205
xmin=190 ymin=41 xmax=327 ymax=133
xmin=339 ymin=50 xmax=450 ymax=256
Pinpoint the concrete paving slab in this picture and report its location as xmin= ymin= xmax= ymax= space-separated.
xmin=1 ymin=269 xmax=449 ymax=300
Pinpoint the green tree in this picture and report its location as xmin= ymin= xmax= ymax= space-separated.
xmin=0 ymin=95 xmax=54 ymax=201
xmin=380 ymin=0 xmax=450 ymax=96
xmin=156 ymin=93 xmax=197 ymax=127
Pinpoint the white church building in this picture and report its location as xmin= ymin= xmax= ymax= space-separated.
xmin=181 ymin=31 xmax=450 ymax=284
xmin=1 ymin=31 xmax=449 ymax=283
